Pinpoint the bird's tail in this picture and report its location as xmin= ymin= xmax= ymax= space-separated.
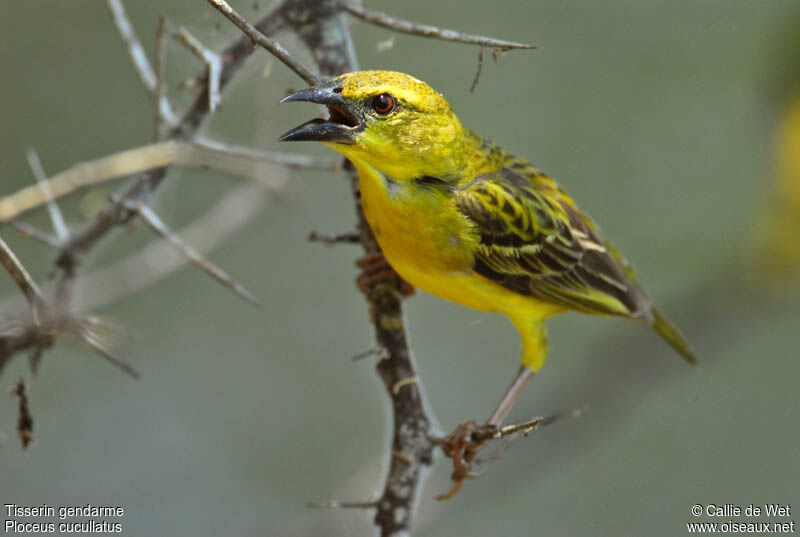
xmin=650 ymin=307 xmax=697 ymax=365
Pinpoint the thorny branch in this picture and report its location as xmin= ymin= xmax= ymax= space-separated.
xmin=107 ymin=0 xmax=178 ymax=126
xmin=26 ymin=149 xmax=68 ymax=242
xmin=2 ymin=1 xmax=537 ymax=536
xmin=116 ymin=197 xmax=261 ymax=306
xmin=0 ymin=139 xmax=336 ymax=223
xmin=0 ymin=235 xmax=46 ymax=324
xmin=167 ymin=25 xmax=224 ymax=112
xmin=342 ymin=2 xmax=536 ymax=50
xmin=206 ymin=0 xmax=319 ymax=85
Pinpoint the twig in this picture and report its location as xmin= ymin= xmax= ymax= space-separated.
xmin=0 ymin=182 xmax=271 ymax=326
xmin=306 ymin=500 xmax=377 ymax=509
xmin=154 ymin=16 xmax=170 ymax=138
xmin=351 ymin=346 xmax=389 ymax=361
xmin=205 ymin=0 xmax=320 ymax=85
xmin=169 ymin=27 xmax=223 ymax=112
xmin=10 ymin=379 xmax=33 ymax=450
xmin=8 ymin=221 xmax=60 ymax=249
xmin=48 ymin=1 xmax=289 ymax=321
xmin=78 ymin=323 xmax=140 ymax=379
xmin=118 ymin=197 xmax=260 ymax=306
xmin=1 ymin=143 xmax=181 ymax=222
xmin=28 ymin=346 xmax=44 ymax=375
xmin=0 ymin=140 xmax=334 ymax=222
xmin=469 ymin=47 xmax=484 ymax=93
xmin=76 ymin=182 xmax=271 ymax=312
xmin=106 ymin=0 xmax=156 ymax=91
xmin=343 ymin=3 xmax=536 ymax=50
xmin=196 ymin=139 xmax=340 ymax=172
xmin=26 ymin=148 xmax=68 ymax=241
xmin=1 ymin=2 xmax=290 ymax=380
xmin=106 ymin=0 xmax=178 ymax=126
xmin=0 ymin=234 xmax=46 ymax=323
xmin=308 ymin=230 xmax=360 ymax=245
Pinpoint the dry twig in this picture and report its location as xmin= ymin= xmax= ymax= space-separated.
xmin=343 ymin=2 xmax=535 ymax=50
xmin=169 ymin=26 xmax=223 ymax=112
xmin=0 ymin=140 xmax=336 ymax=223
xmin=106 ymin=0 xmax=178 ymax=126
xmin=0 ymin=235 xmax=46 ymax=323
xmin=117 ymin=197 xmax=260 ymax=306
xmin=206 ymin=0 xmax=320 ymax=85
xmin=26 ymin=148 xmax=68 ymax=241
xmin=308 ymin=230 xmax=360 ymax=245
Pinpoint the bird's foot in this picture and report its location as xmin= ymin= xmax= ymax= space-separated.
xmin=355 ymin=253 xmax=415 ymax=296
xmin=436 ymin=421 xmax=498 ymax=500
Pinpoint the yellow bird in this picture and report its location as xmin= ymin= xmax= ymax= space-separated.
xmin=280 ymin=70 xmax=696 ymax=485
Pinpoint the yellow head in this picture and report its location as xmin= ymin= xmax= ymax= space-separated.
xmin=279 ymin=70 xmax=469 ymax=180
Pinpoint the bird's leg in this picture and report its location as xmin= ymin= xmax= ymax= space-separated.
xmin=355 ymin=252 xmax=415 ymax=296
xmin=438 ymin=366 xmax=535 ymax=500
xmin=486 ymin=365 xmax=536 ymax=427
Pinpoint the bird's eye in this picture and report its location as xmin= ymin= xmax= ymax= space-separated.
xmin=371 ymin=93 xmax=395 ymax=115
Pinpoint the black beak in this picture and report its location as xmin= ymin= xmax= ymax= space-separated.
xmin=278 ymin=82 xmax=360 ymax=145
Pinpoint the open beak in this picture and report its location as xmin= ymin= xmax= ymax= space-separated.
xmin=278 ymin=82 xmax=360 ymax=145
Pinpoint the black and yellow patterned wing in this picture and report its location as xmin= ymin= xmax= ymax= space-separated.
xmin=455 ymin=165 xmax=654 ymax=321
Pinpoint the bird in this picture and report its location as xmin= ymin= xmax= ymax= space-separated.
xmin=279 ymin=70 xmax=696 ymax=494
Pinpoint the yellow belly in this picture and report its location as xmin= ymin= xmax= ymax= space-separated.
xmin=354 ymin=161 xmax=564 ymax=320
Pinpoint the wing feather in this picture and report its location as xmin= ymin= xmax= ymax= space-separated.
xmin=455 ymin=165 xmax=653 ymax=320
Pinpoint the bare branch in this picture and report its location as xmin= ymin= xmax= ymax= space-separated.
xmin=169 ymin=27 xmax=223 ymax=112
xmin=195 ymin=139 xmax=340 ymax=172
xmin=28 ymin=346 xmax=44 ymax=375
xmin=118 ymin=198 xmax=260 ymax=306
xmin=469 ymin=47 xmax=484 ymax=93
xmin=1 ymin=143 xmax=176 ymax=223
xmin=8 ymin=221 xmax=60 ymax=249
xmin=26 ymin=148 xmax=68 ymax=241
xmin=307 ymin=500 xmax=377 ymax=509
xmin=205 ymin=0 xmax=320 ymax=85
xmin=343 ymin=3 xmax=536 ymax=50
xmin=76 ymin=182 xmax=270 ymax=312
xmin=50 ymin=2 xmax=289 ymax=293
xmin=0 ymin=234 xmax=46 ymax=322
xmin=1 ymin=2 xmax=292 ymax=382
xmin=106 ymin=0 xmax=156 ymax=90
xmin=106 ymin=0 xmax=178 ymax=125
xmin=0 ymin=182 xmax=271 ymax=327
xmin=308 ymin=230 xmax=360 ymax=245
xmin=0 ymin=140 xmax=333 ymax=223
xmin=154 ymin=16 xmax=170 ymax=138
xmin=79 ymin=324 xmax=140 ymax=379
xmin=351 ymin=346 xmax=389 ymax=361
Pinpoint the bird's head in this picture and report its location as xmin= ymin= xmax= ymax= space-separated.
xmin=279 ymin=71 xmax=468 ymax=181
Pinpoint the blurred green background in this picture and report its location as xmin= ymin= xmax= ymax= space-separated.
xmin=1 ymin=1 xmax=799 ymax=536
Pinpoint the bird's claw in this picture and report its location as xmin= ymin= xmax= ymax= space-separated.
xmin=355 ymin=253 xmax=415 ymax=296
xmin=436 ymin=420 xmax=492 ymax=500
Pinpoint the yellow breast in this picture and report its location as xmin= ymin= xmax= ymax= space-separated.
xmin=353 ymin=160 xmax=564 ymax=320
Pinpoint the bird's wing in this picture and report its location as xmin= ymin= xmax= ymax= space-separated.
xmin=455 ymin=165 xmax=654 ymax=320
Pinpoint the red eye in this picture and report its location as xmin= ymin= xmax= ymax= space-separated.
xmin=371 ymin=93 xmax=395 ymax=114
